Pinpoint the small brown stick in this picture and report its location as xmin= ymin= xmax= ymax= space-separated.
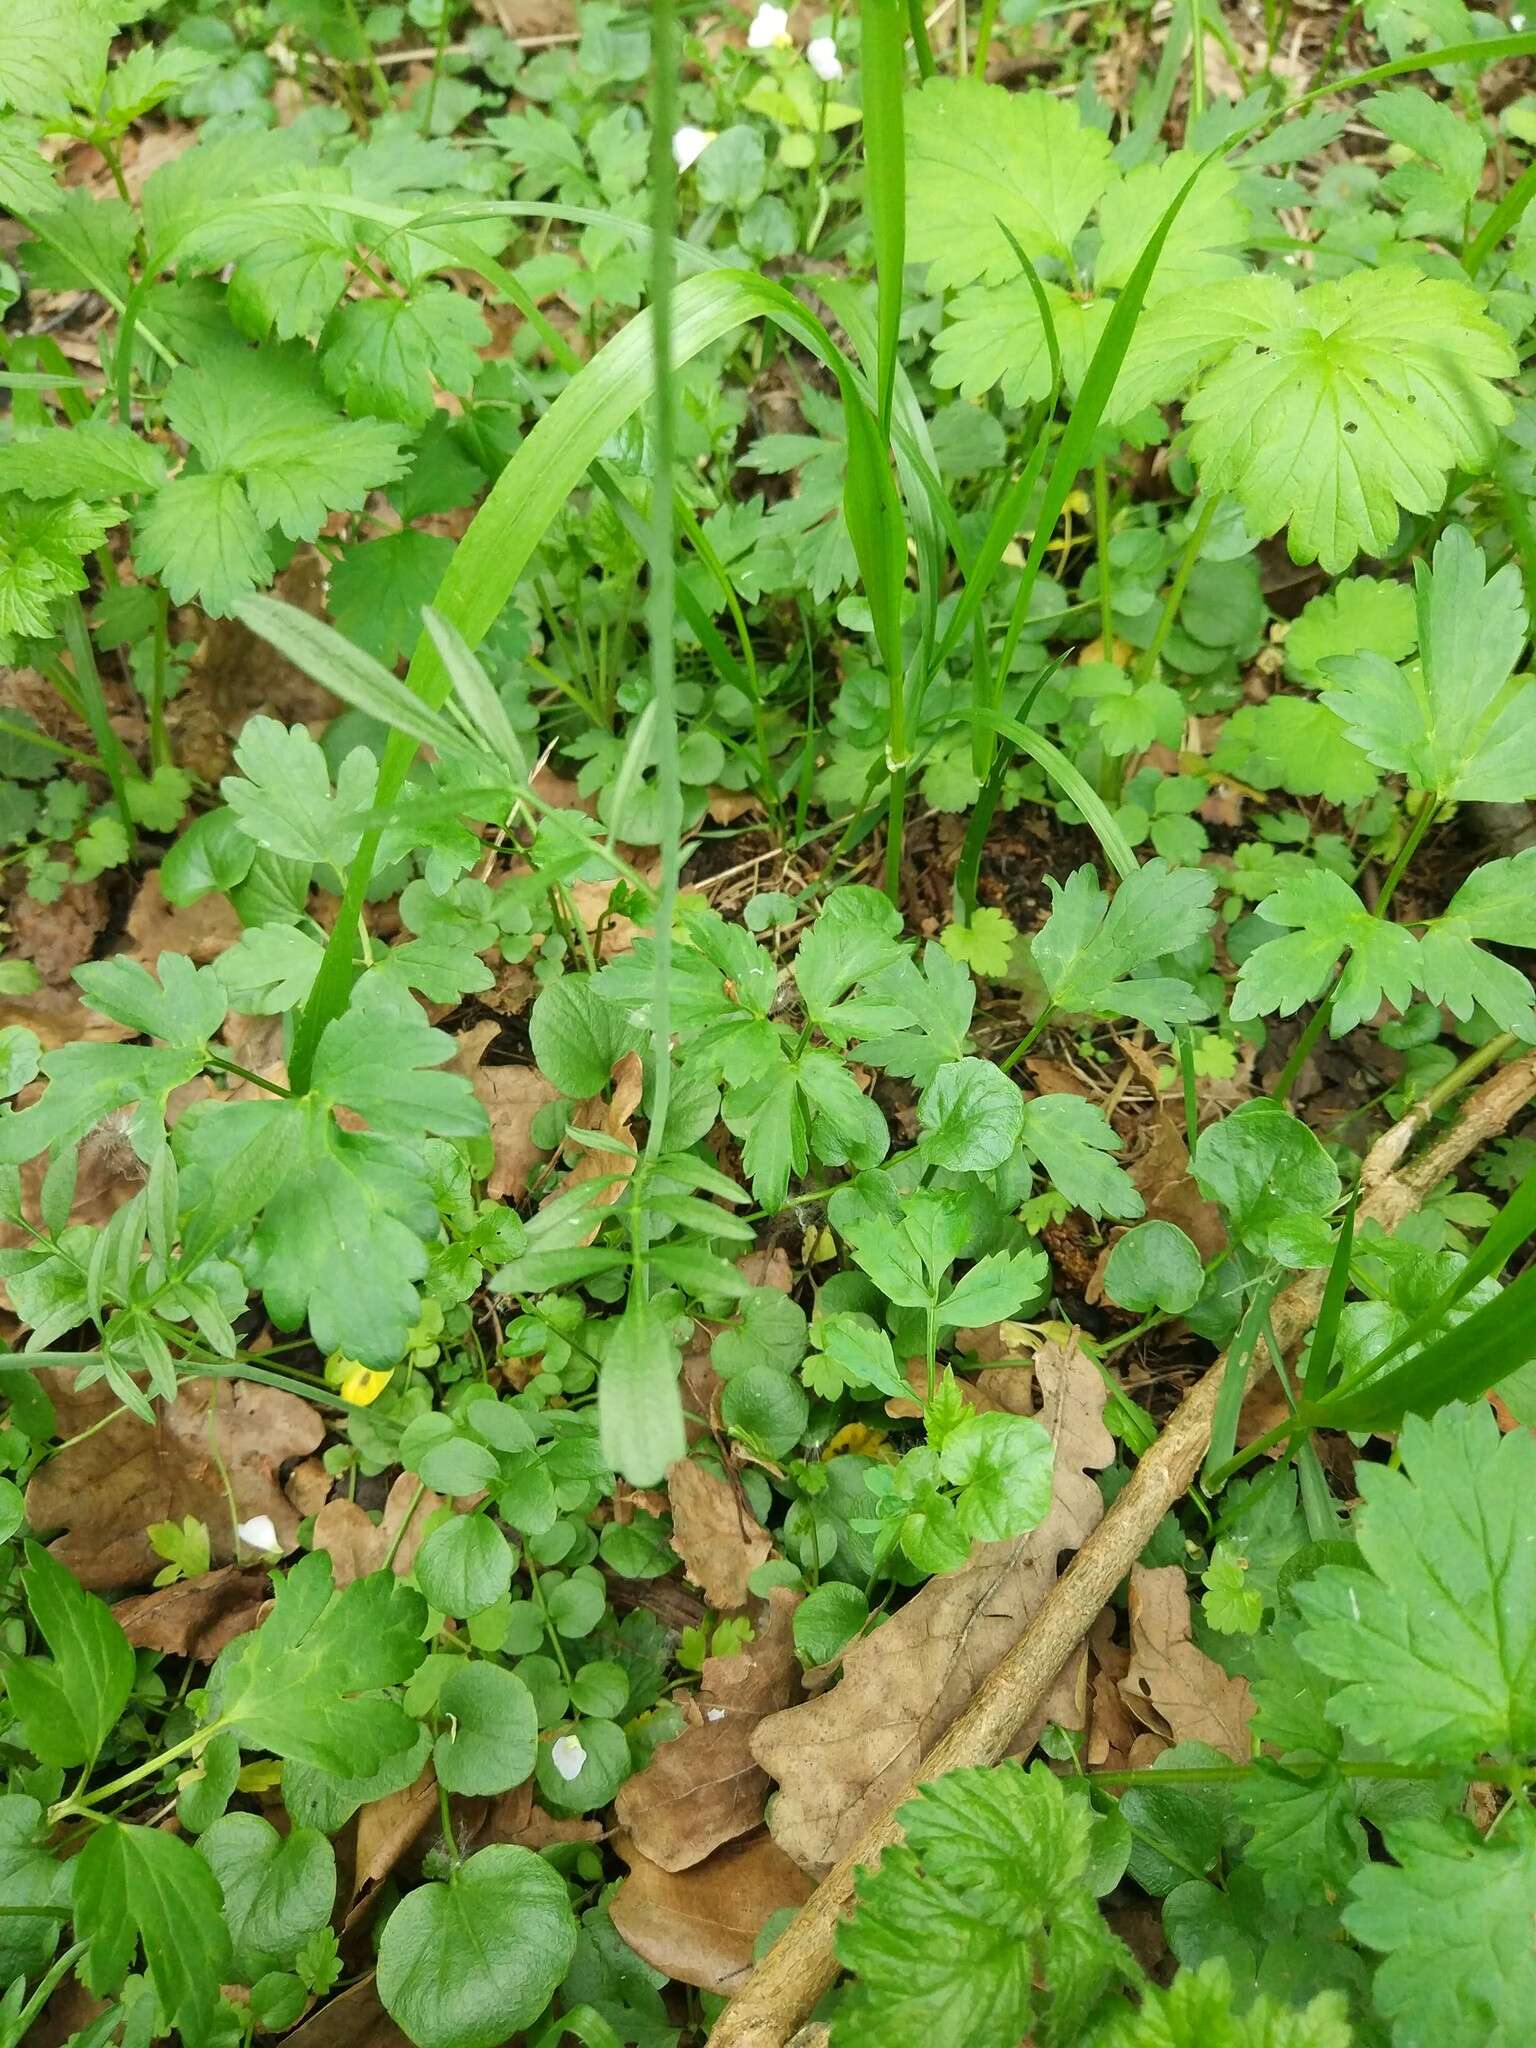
xmin=709 ymin=1052 xmax=1536 ymax=2048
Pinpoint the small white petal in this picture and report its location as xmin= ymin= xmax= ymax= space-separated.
xmin=550 ymin=1733 xmax=587 ymax=1782
xmin=806 ymin=36 xmax=843 ymax=81
xmin=706 ymin=1706 xmax=727 ymax=1722
xmin=747 ymin=3 xmax=792 ymax=47
xmin=672 ymin=124 xmax=715 ymax=170
xmin=237 ymin=1514 xmax=280 ymax=1553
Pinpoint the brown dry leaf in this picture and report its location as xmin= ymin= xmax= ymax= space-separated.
xmin=286 ymin=1455 xmax=335 ymax=1518
xmin=0 ymin=985 xmax=131 ymax=1050
xmin=475 ymin=1780 xmax=604 ymax=1852
xmin=738 ymin=1246 xmax=794 ymax=1293
xmin=281 ymin=1977 xmax=408 ymax=2048
xmin=558 ymin=1049 xmax=643 ymax=1243
xmin=350 ymin=1769 xmax=440 ymax=1912
xmin=752 ymin=1340 xmax=1114 ymax=1876
xmin=112 ymin=1564 xmax=269 ymax=1662
xmin=312 ymin=1473 xmax=441 ymax=1586
xmin=126 ymin=870 xmax=242 ymax=966
xmin=616 ymin=1587 xmax=801 ymax=1870
xmin=466 ymin=1061 xmax=562 ymax=1201
xmin=9 ymin=878 xmax=108 ymax=986
xmin=610 ymin=1830 xmax=814 ymax=1995
xmin=25 ymin=1377 xmax=324 ymax=1592
xmin=706 ymin=789 xmax=762 ymax=827
xmin=1119 ymin=1564 xmax=1254 ymax=1761
xmin=666 ymin=1455 xmax=773 ymax=1611
xmin=1127 ymin=1112 xmax=1226 ymax=1263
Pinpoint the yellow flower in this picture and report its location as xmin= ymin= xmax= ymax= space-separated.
xmin=339 ymin=1364 xmax=393 ymax=1407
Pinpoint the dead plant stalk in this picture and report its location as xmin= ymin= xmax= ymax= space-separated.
xmin=708 ymin=1050 xmax=1536 ymax=2047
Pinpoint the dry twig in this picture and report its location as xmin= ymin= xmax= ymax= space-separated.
xmin=708 ymin=1052 xmax=1536 ymax=2047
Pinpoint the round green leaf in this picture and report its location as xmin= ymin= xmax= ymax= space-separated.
xmin=197 ymin=1813 xmax=336 ymax=1980
xmin=534 ymin=1717 xmax=631 ymax=1812
xmin=722 ymin=1364 xmax=809 ymax=1459
xmin=1103 ymin=1221 xmax=1204 ymax=1315
xmin=415 ymin=1515 xmax=515 ymax=1619
xmin=792 ymin=1582 xmax=869 ymax=1667
xmin=377 ymin=1846 xmax=577 ymax=2048
xmin=570 ymin=1659 xmax=629 ymax=1719
xmin=544 ymin=1564 xmax=607 ymax=1639
xmin=515 ymin=1653 xmax=570 ymax=1728
xmin=530 ymin=976 xmax=632 ymax=1098
xmin=432 ymin=1663 xmax=538 ymax=1796
xmin=0 ymin=1474 xmax=24 ymax=1544
xmin=917 ymin=1056 xmax=1025 ymax=1172
xmin=939 ymin=1412 xmax=1055 ymax=1544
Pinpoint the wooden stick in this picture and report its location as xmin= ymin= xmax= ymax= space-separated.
xmin=708 ymin=1053 xmax=1536 ymax=2047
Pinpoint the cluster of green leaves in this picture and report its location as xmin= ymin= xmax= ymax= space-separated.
xmin=837 ymin=1402 xmax=1536 ymax=2048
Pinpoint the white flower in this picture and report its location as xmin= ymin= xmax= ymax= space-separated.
xmin=672 ymin=124 xmax=715 ymax=170
xmin=236 ymin=1514 xmax=280 ymax=1553
xmin=550 ymin=1733 xmax=587 ymax=1782
xmin=747 ymin=3 xmax=792 ymax=48
xmin=806 ymin=35 xmax=843 ymax=81
xmin=706 ymin=1706 xmax=727 ymax=1723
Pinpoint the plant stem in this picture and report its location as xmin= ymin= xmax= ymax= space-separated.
xmin=884 ymin=762 xmax=908 ymax=901
xmin=1082 ymin=1758 xmax=1536 ymax=1790
xmin=1418 ymin=1029 xmax=1519 ymax=1117
xmin=1188 ymin=0 xmax=1206 ymax=121
xmin=1135 ymin=493 xmax=1218 ymax=685
xmin=972 ymin=0 xmax=1002 ymax=75
xmin=58 ymin=595 xmax=136 ymax=850
xmin=380 ymin=1480 xmax=429 ymax=1575
xmin=148 ymin=584 xmax=171 ymax=769
xmin=1093 ymin=457 xmax=1115 ymax=656
xmin=50 ymin=1721 xmax=222 ymax=1823
xmin=642 ymin=0 xmax=682 ymax=1168
xmin=1000 ymin=1002 xmax=1056 ymax=1073
xmin=420 ymin=0 xmax=452 ymax=133
xmin=905 ymin=0 xmax=936 ymax=76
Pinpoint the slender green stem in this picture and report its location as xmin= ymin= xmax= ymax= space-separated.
xmin=50 ymin=1721 xmax=222 ymax=1823
xmin=1136 ymin=494 xmax=1219 ymax=685
xmin=1309 ymin=0 xmax=1364 ymax=92
xmin=1081 ymin=1758 xmax=1535 ymax=1790
xmin=1417 ymin=1029 xmax=1519 ymax=1116
xmin=148 ymin=584 xmax=171 ymax=770
xmin=380 ymin=1480 xmax=429 ymax=1575
xmin=906 ymin=0 xmax=936 ymax=77
xmin=1188 ymin=0 xmax=1206 ymax=121
xmin=420 ymin=0 xmax=453 ymax=134
xmin=1093 ymin=458 xmax=1115 ymax=656
xmin=972 ymin=0 xmax=1002 ymax=75
xmin=58 ymin=596 xmax=136 ymax=849
xmin=0 ymin=714 xmax=98 ymax=770
xmin=339 ymin=0 xmax=390 ymax=116
xmin=885 ymin=763 xmax=909 ymax=901
xmin=1000 ymin=1002 xmax=1057 ymax=1073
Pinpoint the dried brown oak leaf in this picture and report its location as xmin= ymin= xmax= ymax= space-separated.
xmin=610 ymin=1829 xmax=815 ymax=1995
xmin=312 ymin=1473 xmax=442 ymax=1586
xmin=281 ymin=1976 xmax=407 ymax=2048
xmin=25 ymin=1376 xmax=323 ymax=1592
xmin=750 ymin=1338 xmax=1113 ymax=1876
xmin=457 ymin=1032 xmax=561 ymax=1202
xmin=615 ymin=1585 xmax=801 ymax=1870
xmin=666 ymin=1454 xmax=774 ymax=1611
xmin=1119 ymin=1563 xmax=1254 ymax=1761
xmin=112 ymin=1564 xmax=270 ymax=1662
xmin=559 ymin=1049 xmax=643 ymax=1244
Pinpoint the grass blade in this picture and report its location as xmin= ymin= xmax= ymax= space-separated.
xmin=860 ymin=0 xmax=908 ymax=436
